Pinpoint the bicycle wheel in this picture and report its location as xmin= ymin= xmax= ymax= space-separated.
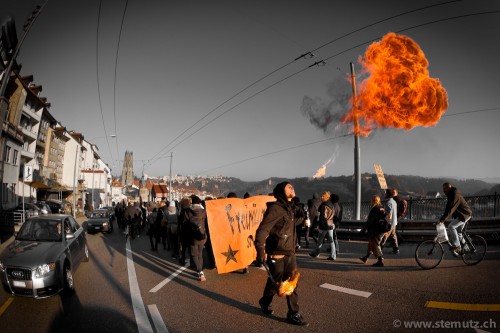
xmin=415 ymin=240 xmax=444 ymax=270
xmin=462 ymin=235 xmax=487 ymax=266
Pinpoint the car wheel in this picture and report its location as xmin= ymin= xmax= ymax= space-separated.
xmin=83 ymin=241 xmax=90 ymax=262
xmin=63 ymin=264 xmax=75 ymax=295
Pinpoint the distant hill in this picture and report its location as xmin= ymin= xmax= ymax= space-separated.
xmin=201 ymin=174 xmax=498 ymax=203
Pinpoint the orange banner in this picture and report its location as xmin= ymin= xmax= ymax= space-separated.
xmin=205 ymin=196 xmax=275 ymax=274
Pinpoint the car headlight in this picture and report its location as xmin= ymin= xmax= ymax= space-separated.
xmin=103 ymin=222 xmax=108 ymax=227
xmin=35 ymin=262 xmax=56 ymax=278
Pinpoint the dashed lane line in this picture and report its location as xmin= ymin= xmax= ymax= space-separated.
xmin=425 ymin=301 xmax=500 ymax=312
xmin=320 ymin=283 xmax=372 ymax=298
xmin=150 ymin=263 xmax=190 ymax=293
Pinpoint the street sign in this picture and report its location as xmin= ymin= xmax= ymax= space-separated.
xmin=24 ymin=165 xmax=33 ymax=182
xmin=373 ymin=163 xmax=388 ymax=190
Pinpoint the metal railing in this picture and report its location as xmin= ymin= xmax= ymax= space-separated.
xmin=341 ymin=193 xmax=499 ymax=221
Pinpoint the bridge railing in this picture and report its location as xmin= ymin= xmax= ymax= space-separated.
xmin=337 ymin=193 xmax=500 ymax=242
xmin=341 ymin=193 xmax=499 ymax=221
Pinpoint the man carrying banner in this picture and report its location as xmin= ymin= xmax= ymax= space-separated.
xmin=254 ymin=181 xmax=308 ymax=327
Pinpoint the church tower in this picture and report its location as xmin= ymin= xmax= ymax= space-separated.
xmin=121 ymin=150 xmax=134 ymax=186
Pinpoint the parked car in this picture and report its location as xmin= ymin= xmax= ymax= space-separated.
xmin=85 ymin=209 xmax=113 ymax=234
xmin=102 ymin=206 xmax=115 ymax=219
xmin=42 ymin=199 xmax=73 ymax=214
xmin=0 ymin=215 xmax=89 ymax=298
xmin=8 ymin=203 xmax=48 ymax=218
xmin=33 ymin=202 xmax=51 ymax=215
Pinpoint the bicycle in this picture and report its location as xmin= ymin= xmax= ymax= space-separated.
xmin=414 ymin=219 xmax=487 ymax=270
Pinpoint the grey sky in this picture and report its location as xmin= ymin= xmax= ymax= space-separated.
xmin=2 ymin=0 xmax=499 ymax=181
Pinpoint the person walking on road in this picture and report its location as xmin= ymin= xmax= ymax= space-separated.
xmin=254 ymin=181 xmax=308 ymax=326
xmin=309 ymin=191 xmax=336 ymax=261
xmin=359 ymin=195 xmax=386 ymax=267
xmin=380 ymin=189 xmax=399 ymax=254
xmin=439 ymin=182 xmax=472 ymax=256
xmin=148 ymin=207 xmax=160 ymax=251
xmin=307 ymin=193 xmax=321 ymax=244
xmin=183 ymin=195 xmax=208 ymax=282
xmin=166 ymin=201 xmax=180 ymax=259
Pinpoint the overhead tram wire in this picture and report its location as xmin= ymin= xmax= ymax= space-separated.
xmin=442 ymin=107 xmax=500 ymax=117
xmin=149 ymin=9 xmax=500 ymax=168
xmin=145 ymin=0 xmax=463 ymax=169
xmin=196 ymin=105 xmax=498 ymax=175
xmin=112 ymin=0 xmax=129 ymax=165
xmin=198 ymin=133 xmax=353 ymax=174
xmin=95 ymin=0 xmax=115 ymax=165
xmin=144 ymin=54 xmax=310 ymax=168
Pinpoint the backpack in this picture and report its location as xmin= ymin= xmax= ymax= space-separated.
xmin=398 ymin=199 xmax=407 ymax=218
xmin=189 ymin=209 xmax=207 ymax=241
xmin=377 ymin=207 xmax=391 ymax=232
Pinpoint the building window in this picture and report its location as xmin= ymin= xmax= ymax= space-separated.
xmin=13 ymin=150 xmax=18 ymax=166
xmin=4 ymin=146 xmax=11 ymax=163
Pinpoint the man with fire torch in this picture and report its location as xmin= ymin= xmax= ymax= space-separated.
xmin=254 ymin=181 xmax=308 ymax=327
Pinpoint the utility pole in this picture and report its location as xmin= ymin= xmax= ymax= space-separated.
xmin=72 ymin=144 xmax=79 ymax=218
xmin=350 ymin=62 xmax=361 ymax=220
xmin=168 ymin=152 xmax=173 ymax=201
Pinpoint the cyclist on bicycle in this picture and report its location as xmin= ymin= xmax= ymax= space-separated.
xmin=438 ymin=182 xmax=472 ymax=256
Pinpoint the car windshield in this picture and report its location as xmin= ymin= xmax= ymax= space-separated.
xmin=16 ymin=219 xmax=63 ymax=242
xmin=91 ymin=211 xmax=108 ymax=218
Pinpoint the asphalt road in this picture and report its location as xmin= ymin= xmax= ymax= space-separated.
xmin=1 ymin=218 xmax=500 ymax=333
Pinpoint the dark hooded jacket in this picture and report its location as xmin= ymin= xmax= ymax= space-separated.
xmin=307 ymin=193 xmax=321 ymax=223
xmin=439 ymin=187 xmax=472 ymax=222
xmin=254 ymin=182 xmax=302 ymax=258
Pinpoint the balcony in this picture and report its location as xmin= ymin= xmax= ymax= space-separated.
xmin=21 ymin=127 xmax=37 ymax=140
xmin=22 ymin=105 xmax=41 ymax=122
xmin=20 ymin=149 xmax=35 ymax=160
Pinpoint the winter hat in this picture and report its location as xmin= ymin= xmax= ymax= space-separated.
xmin=191 ymin=196 xmax=202 ymax=205
xmin=273 ymin=181 xmax=291 ymax=204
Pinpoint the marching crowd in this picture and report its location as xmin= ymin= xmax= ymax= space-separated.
xmin=107 ymin=180 xmax=470 ymax=327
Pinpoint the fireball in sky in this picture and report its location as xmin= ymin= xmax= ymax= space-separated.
xmin=342 ymin=32 xmax=448 ymax=136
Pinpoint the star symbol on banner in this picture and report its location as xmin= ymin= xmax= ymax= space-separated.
xmin=221 ymin=245 xmax=239 ymax=264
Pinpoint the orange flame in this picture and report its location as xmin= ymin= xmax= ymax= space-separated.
xmin=313 ymin=158 xmax=332 ymax=179
xmin=342 ymin=32 xmax=448 ymax=136
xmin=278 ymin=270 xmax=300 ymax=297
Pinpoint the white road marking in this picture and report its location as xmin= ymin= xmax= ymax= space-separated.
xmin=126 ymin=239 xmax=153 ymax=333
xmin=148 ymin=304 xmax=169 ymax=333
xmin=150 ymin=263 xmax=190 ymax=293
xmin=320 ymin=283 xmax=372 ymax=298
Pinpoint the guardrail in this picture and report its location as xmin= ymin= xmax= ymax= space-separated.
xmin=336 ymin=217 xmax=500 ymax=242
xmin=341 ymin=193 xmax=499 ymax=221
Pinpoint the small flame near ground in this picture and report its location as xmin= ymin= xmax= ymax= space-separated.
xmin=278 ymin=270 xmax=300 ymax=297
xmin=342 ymin=32 xmax=448 ymax=136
